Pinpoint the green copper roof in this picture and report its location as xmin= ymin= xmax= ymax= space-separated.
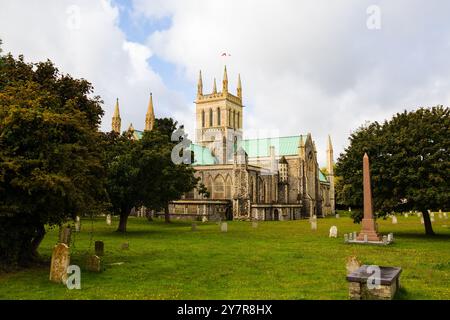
xmin=318 ymin=169 xmax=328 ymax=183
xmin=133 ymin=130 xmax=144 ymax=140
xmin=241 ymin=135 xmax=307 ymax=158
xmin=189 ymin=144 xmax=218 ymax=165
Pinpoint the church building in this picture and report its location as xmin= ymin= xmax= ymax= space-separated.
xmin=111 ymin=67 xmax=335 ymax=221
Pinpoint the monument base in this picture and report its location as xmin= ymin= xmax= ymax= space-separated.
xmin=356 ymin=218 xmax=382 ymax=242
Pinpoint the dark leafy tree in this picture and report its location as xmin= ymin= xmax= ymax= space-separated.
xmin=0 ymin=49 xmax=107 ymax=268
xmin=335 ymin=106 xmax=450 ymax=235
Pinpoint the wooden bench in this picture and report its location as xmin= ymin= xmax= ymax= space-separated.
xmin=346 ymin=265 xmax=402 ymax=300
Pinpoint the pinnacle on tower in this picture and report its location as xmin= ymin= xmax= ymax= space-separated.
xmin=112 ymin=98 xmax=121 ymax=134
xmin=213 ymin=78 xmax=217 ymax=94
xmin=237 ymin=73 xmax=242 ymax=100
xmin=197 ymin=70 xmax=203 ymax=96
xmin=327 ymin=134 xmax=333 ymax=152
xmin=222 ymin=65 xmax=228 ymax=93
xmin=145 ymin=92 xmax=155 ymax=131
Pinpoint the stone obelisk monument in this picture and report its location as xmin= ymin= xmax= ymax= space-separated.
xmin=357 ymin=153 xmax=381 ymax=242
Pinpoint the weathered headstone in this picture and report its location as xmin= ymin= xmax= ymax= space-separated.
xmin=121 ymin=242 xmax=129 ymax=250
xmin=392 ymin=216 xmax=398 ymax=224
xmin=74 ymin=216 xmax=81 ymax=232
xmin=335 ymin=214 xmax=340 ymax=219
xmin=346 ymin=256 xmax=361 ymax=274
xmin=382 ymin=235 xmax=388 ymax=244
xmin=329 ymin=226 xmax=338 ymax=238
xmin=404 ymin=213 xmax=408 ymax=218
xmin=49 ymin=243 xmax=70 ymax=283
xmin=58 ymin=226 xmax=72 ymax=246
xmin=191 ymin=223 xmax=197 ymax=231
xmin=311 ymin=221 xmax=317 ymax=231
xmin=106 ymin=214 xmax=112 ymax=226
xmin=387 ymin=233 xmax=393 ymax=242
xmin=221 ymin=222 xmax=228 ymax=232
xmin=85 ymin=255 xmax=102 ymax=272
xmin=95 ymin=241 xmax=104 ymax=256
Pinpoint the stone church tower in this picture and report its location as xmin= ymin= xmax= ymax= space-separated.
xmin=195 ymin=66 xmax=243 ymax=164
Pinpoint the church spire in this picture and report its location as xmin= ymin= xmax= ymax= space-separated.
xmin=197 ymin=70 xmax=203 ymax=97
xmin=112 ymin=98 xmax=121 ymax=134
xmin=237 ymin=73 xmax=242 ymax=100
xmin=145 ymin=92 xmax=155 ymax=131
xmin=222 ymin=65 xmax=228 ymax=93
xmin=327 ymin=134 xmax=335 ymax=214
xmin=213 ymin=78 xmax=217 ymax=94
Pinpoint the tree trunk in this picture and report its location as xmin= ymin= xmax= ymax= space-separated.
xmin=422 ymin=210 xmax=435 ymax=236
xmin=164 ymin=203 xmax=171 ymax=224
xmin=30 ymin=223 xmax=46 ymax=258
xmin=117 ymin=210 xmax=129 ymax=233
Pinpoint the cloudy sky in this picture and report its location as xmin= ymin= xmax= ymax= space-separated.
xmin=1 ymin=0 xmax=449 ymax=166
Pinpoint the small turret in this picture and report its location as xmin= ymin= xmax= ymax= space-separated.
xmin=197 ymin=70 xmax=203 ymax=97
xmin=222 ymin=65 xmax=228 ymax=94
xmin=112 ymin=98 xmax=121 ymax=134
xmin=237 ymin=74 xmax=242 ymax=100
xmin=213 ymin=78 xmax=217 ymax=94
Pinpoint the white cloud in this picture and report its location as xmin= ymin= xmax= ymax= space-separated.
xmin=0 ymin=0 xmax=185 ymax=133
xmin=133 ymin=0 xmax=450 ymax=166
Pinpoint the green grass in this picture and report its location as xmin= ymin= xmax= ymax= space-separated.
xmin=0 ymin=214 xmax=449 ymax=300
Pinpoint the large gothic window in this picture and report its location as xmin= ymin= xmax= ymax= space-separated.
xmin=213 ymin=175 xmax=225 ymax=199
xmin=217 ymin=107 xmax=221 ymax=126
xmin=225 ymin=175 xmax=232 ymax=199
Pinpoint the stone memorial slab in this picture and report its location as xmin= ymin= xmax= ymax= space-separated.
xmin=221 ymin=222 xmax=228 ymax=232
xmin=58 ymin=226 xmax=72 ymax=246
xmin=49 ymin=243 xmax=70 ymax=283
xmin=329 ymin=226 xmax=338 ymax=238
xmin=95 ymin=241 xmax=104 ymax=256
xmin=106 ymin=214 xmax=112 ymax=226
xmin=85 ymin=255 xmax=102 ymax=273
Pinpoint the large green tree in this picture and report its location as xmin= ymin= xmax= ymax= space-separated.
xmin=335 ymin=106 xmax=450 ymax=235
xmin=0 ymin=50 xmax=107 ymax=267
xmin=104 ymin=118 xmax=198 ymax=231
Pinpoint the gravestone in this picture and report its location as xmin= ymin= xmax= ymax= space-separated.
xmin=404 ymin=213 xmax=408 ymax=218
xmin=392 ymin=216 xmax=398 ymax=224
xmin=311 ymin=221 xmax=317 ymax=231
xmin=346 ymin=256 xmax=361 ymax=274
xmin=106 ymin=214 xmax=112 ymax=226
xmin=329 ymin=226 xmax=338 ymax=238
xmin=348 ymin=233 xmax=353 ymax=241
xmin=221 ymin=222 xmax=228 ymax=233
xmin=382 ymin=235 xmax=388 ymax=244
xmin=49 ymin=243 xmax=70 ymax=283
xmin=444 ymin=213 xmax=448 ymax=220
xmin=387 ymin=233 xmax=393 ymax=242
xmin=335 ymin=214 xmax=340 ymax=219
xmin=75 ymin=216 xmax=81 ymax=232
xmin=85 ymin=255 xmax=102 ymax=273
xmin=121 ymin=242 xmax=129 ymax=250
xmin=353 ymin=231 xmax=357 ymax=239
xmin=191 ymin=223 xmax=197 ymax=231
xmin=58 ymin=226 xmax=72 ymax=246
xmin=252 ymin=221 xmax=258 ymax=228
xmin=95 ymin=241 xmax=104 ymax=256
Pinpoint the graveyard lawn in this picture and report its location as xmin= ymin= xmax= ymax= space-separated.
xmin=0 ymin=214 xmax=449 ymax=300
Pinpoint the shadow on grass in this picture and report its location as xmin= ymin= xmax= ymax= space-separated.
xmin=395 ymin=232 xmax=450 ymax=241
xmin=395 ymin=287 xmax=409 ymax=300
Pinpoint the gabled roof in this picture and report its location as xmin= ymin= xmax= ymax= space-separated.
xmin=319 ymin=169 xmax=328 ymax=183
xmin=189 ymin=144 xmax=218 ymax=165
xmin=240 ymin=135 xmax=307 ymax=158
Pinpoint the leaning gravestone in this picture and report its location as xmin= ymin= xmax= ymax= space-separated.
xmin=221 ymin=222 xmax=228 ymax=233
xmin=95 ymin=241 xmax=104 ymax=256
xmin=49 ymin=243 xmax=70 ymax=283
xmin=106 ymin=214 xmax=112 ymax=226
xmin=59 ymin=226 xmax=72 ymax=246
xmin=392 ymin=216 xmax=398 ymax=224
xmin=329 ymin=226 xmax=338 ymax=238
xmin=346 ymin=256 xmax=361 ymax=274
xmin=85 ymin=255 xmax=102 ymax=273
